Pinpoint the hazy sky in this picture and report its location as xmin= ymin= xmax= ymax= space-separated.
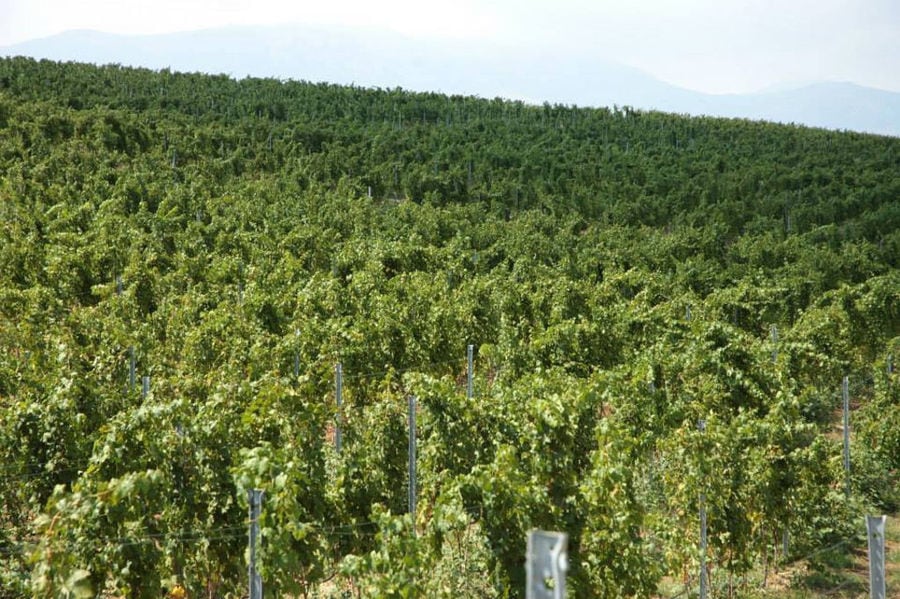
xmin=2 ymin=0 xmax=898 ymax=94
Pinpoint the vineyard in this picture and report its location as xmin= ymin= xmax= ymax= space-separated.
xmin=0 ymin=56 xmax=898 ymax=598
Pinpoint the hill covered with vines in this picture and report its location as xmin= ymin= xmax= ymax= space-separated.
xmin=0 ymin=57 xmax=898 ymax=597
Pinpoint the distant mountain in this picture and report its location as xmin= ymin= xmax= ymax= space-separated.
xmin=3 ymin=26 xmax=899 ymax=136
xmin=711 ymin=82 xmax=900 ymax=137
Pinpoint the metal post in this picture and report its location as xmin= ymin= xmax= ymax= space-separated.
xmin=698 ymin=418 xmax=707 ymax=599
xmin=335 ymin=363 xmax=343 ymax=453
xmin=115 ymin=275 xmax=123 ymax=296
xmin=866 ymin=515 xmax=886 ymax=599
xmin=408 ymin=395 xmax=417 ymax=519
xmin=142 ymin=375 xmax=150 ymax=399
xmin=467 ymin=344 xmax=474 ymax=399
xmin=686 ymin=305 xmax=692 ymax=321
xmin=526 ymin=530 xmax=568 ymax=599
xmin=843 ymin=376 xmax=851 ymax=497
xmin=248 ymin=489 xmax=264 ymax=599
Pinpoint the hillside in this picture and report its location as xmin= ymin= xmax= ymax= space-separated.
xmin=0 ymin=57 xmax=898 ymax=598
xmin=4 ymin=26 xmax=900 ymax=136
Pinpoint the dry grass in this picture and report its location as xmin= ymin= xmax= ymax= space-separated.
xmin=886 ymin=516 xmax=900 ymax=598
xmin=654 ymin=515 xmax=899 ymax=598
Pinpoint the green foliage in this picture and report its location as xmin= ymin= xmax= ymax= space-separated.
xmin=339 ymin=507 xmax=430 ymax=598
xmin=0 ymin=56 xmax=897 ymax=597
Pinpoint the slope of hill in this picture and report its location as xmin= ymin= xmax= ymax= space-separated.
xmin=0 ymin=57 xmax=898 ymax=598
xmin=3 ymin=26 xmax=900 ymax=136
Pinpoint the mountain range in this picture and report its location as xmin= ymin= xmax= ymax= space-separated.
xmin=3 ymin=26 xmax=899 ymax=137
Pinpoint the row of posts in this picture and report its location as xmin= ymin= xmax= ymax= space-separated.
xmin=695 ymin=510 xmax=887 ymax=599
xmin=328 ymin=344 xmax=475 ymax=454
xmin=245 ymin=489 xmax=570 ymax=599
xmin=126 ymin=337 xmax=480 ymax=420
xmin=694 ymin=322 xmax=889 ymax=598
xmin=242 ymin=493 xmax=885 ymax=599
xmin=243 ymin=344 xmax=477 ymax=598
xmin=126 ymin=312 xmax=892 ymax=598
xmin=691 ymin=312 xmax=888 ymax=597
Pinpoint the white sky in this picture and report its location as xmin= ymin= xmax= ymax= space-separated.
xmin=2 ymin=0 xmax=898 ymax=94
